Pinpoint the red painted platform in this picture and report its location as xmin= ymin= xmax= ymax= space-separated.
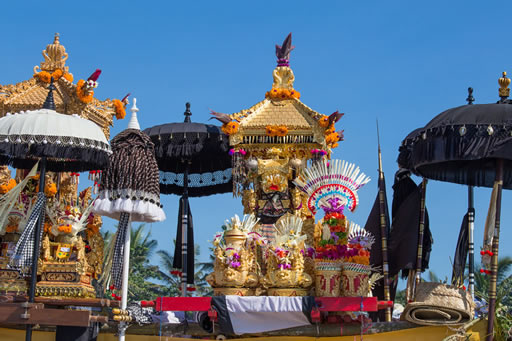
xmin=155 ymin=296 xmax=393 ymax=312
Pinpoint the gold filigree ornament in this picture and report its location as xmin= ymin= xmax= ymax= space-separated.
xmin=206 ymin=214 xmax=266 ymax=296
xmin=499 ymin=71 xmax=511 ymax=98
xmin=262 ymin=214 xmax=312 ymax=296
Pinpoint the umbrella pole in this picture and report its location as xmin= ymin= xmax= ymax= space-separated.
xmin=119 ymin=215 xmax=132 ymax=341
xmin=468 ymin=186 xmax=475 ymax=299
xmin=486 ymin=159 xmax=503 ymax=341
xmin=25 ymin=157 xmax=47 ymax=341
xmin=414 ymin=178 xmax=427 ymax=299
xmin=181 ymin=163 xmax=189 ymax=297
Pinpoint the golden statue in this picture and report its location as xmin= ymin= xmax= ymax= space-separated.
xmin=262 ymin=214 xmax=312 ymax=296
xmin=206 ymin=214 xmax=265 ymax=296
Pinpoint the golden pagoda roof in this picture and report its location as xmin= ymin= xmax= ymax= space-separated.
xmin=0 ymin=33 xmax=124 ymax=139
xmin=224 ymin=34 xmax=343 ymax=150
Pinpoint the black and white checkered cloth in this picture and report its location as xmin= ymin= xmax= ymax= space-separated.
xmin=112 ymin=212 xmax=130 ymax=290
xmin=9 ymin=192 xmax=46 ymax=275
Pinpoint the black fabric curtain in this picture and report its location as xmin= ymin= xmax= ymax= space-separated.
xmin=451 ymin=213 xmax=469 ymax=286
xmin=388 ymin=170 xmax=433 ymax=279
xmin=172 ymin=196 xmax=195 ymax=284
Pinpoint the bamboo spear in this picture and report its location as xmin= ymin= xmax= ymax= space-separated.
xmin=376 ymin=121 xmax=391 ymax=321
xmin=414 ymin=178 xmax=428 ymax=298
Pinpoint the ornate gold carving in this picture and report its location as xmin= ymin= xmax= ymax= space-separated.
xmin=242 ymin=189 xmax=257 ymax=214
xmin=34 ymin=33 xmax=69 ymax=73
xmin=499 ymin=71 xmax=511 ymax=98
xmin=272 ymin=67 xmax=295 ymax=90
xmin=206 ymin=215 xmax=262 ymax=291
xmin=261 ymin=214 xmax=312 ymax=295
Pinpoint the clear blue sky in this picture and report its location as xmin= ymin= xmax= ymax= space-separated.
xmin=1 ymin=1 xmax=511 ymax=283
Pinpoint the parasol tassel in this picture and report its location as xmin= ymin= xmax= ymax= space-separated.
xmin=172 ymin=197 xmax=195 ymax=285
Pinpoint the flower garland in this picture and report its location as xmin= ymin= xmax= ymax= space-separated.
xmin=44 ymin=183 xmax=57 ymax=197
xmin=34 ymin=69 xmax=73 ymax=83
xmin=221 ymin=121 xmax=239 ymax=135
xmin=112 ymin=99 xmax=126 ymax=120
xmin=0 ymin=178 xmax=17 ymax=194
xmin=265 ymin=88 xmax=301 ymax=100
xmin=58 ymin=224 xmax=73 ymax=233
xmin=76 ymin=79 xmax=94 ymax=103
xmin=318 ymin=115 xmax=330 ymax=128
xmin=265 ymin=125 xmax=288 ymax=137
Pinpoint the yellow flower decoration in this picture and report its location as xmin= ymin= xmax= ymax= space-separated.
xmin=221 ymin=121 xmax=239 ymax=135
xmin=0 ymin=178 xmax=16 ymax=194
xmin=265 ymin=125 xmax=288 ymax=137
xmin=318 ymin=115 xmax=330 ymax=128
xmin=44 ymin=183 xmax=57 ymax=197
xmin=265 ymin=88 xmax=301 ymax=100
xmin=76 ymin=79 xmax=94 ymax=103
xmin=63 ymin=73 xmax=74 ymax=82
xmin=113 ymin=99 xmax=126 ymax=120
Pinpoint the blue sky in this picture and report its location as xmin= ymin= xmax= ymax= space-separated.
xmin=1 ymin=1 xmax=511 ymax=283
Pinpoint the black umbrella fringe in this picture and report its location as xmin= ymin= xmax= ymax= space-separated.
xmin=100 ymin=129 xmax=161 ymax=204
xmin=160 ymin=181 xmax=233 ymax=197
xmin=0 ymin=142 xmax=110 ymax=172
xmin=398 ymin=123 xmax=512 ymax=188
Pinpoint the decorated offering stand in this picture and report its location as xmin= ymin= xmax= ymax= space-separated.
xmin=0 ymin=34 xmax=123 ymax=338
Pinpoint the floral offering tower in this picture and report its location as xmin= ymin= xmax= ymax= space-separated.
xmin=294 ymin=159 xmax=380 ymax=297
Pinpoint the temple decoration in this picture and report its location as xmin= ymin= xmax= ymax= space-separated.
xmin=0 ymin=33 xmax=127 ymax=139
xmin=209 ymin=34 xmax=345 ymax=260
xmin=0 ymin=168 xmax=104 ymax=297
xmin=294 ymin=159 xmax=379 ymax=296
xmin=261 ymin=214 xmax=312 ymax=296
xmin=206 ymin=214 xmax=266 ymax=296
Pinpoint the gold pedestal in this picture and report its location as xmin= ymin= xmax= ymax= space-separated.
xmin=36 ymin=261 xmax=95 ymax=298
xmin=213 ymin=287 xmax=257 ymax=296
xmin=0 ymin=256 xmax=28 ymax=295
xmin=267 ymin=288 xmax=309 ymax=296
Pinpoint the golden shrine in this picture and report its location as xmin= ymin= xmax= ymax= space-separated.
xmin=0 ymin=33 xmax=127 ymax=139
xmin=207 ymin=34 xmax=370 ymax=297
xmin=0 ymin=33 xmax=124 ymax=298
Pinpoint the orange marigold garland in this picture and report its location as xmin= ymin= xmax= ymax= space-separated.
xmin=34 ymin=69 xmax=72 ymax=83
xmin=0 ymin=178 xmax=16 ymax=194
xmin=318 ymin=115 xmax=330 ymax=128
xmin=113 ymin=99 xmax=126 ymax=120
xmin=76 ymin=79 xmax=94 ymax=103
xmin=221 ymin=121 xmax=239 ymax=135
xmin=58 ymin=224 xmax=72 ymax=234
xmin=265 ymin=125 xmax=288 ymax=137
xmin=265 ymin=88 xmax=301 ymax=100
xmin=44 ymin=183 xmax=57 ymax=197
xmin=62 ymin=73 xmax=74 ymax=82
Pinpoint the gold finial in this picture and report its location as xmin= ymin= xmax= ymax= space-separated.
xmin=499 ymin=71 xmax=510 ymax=98
xmin=36 ymin=33 xmax=69 ymax=72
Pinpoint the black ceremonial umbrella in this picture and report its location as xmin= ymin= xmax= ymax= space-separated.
xmin=0 ymin=79 xmax=111 ymax=340
xmin=143 ymin=103 xmax=231 ymax=295
xmin=398 ymin=76 xmax=512 ymax=340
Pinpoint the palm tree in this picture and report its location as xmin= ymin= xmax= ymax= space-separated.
xmin=157 ymin=244 xmax=212 ymax=296
xmin=474 ymin=256 xmax=512 ymax=300
xmin=99 ymin=224 xmax=166 ymax=301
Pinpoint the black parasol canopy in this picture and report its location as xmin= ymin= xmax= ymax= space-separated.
xmin=143 ymin=104 xmax=232 ymax=197
xmin=398 ymin=101 xmax=512 ymax=188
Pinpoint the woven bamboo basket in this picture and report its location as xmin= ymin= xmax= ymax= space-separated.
xmin=314 ymin=260 xmax=343 ymax=297
xmin=341 ymin=262 xmax=371 ymax=297
xmin=401 ymin=282 xmax=475 ymax=326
